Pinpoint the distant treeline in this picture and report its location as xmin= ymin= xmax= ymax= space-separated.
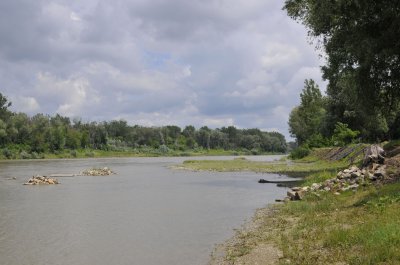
xmin=0 ymin=93 xmax=286 ymax=158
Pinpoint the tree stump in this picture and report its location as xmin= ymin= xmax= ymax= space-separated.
xmin=363 ymin=145 xmax=385 ymax=167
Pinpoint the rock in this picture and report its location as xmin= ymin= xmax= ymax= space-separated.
xmin=296 ymin=190 xmax=307 ymax=200
xmin=350 ymin=165 xmax=359 ymax=172
xmin=291 ymin=187 xmax=301 ymax=192
xmin=258 ymin=179 xmax=268 ymax=183
xmin=343 ymin=173 xmax=352 ymax=179
xmin=287 ymin=190 xmax=300 ymax=201
xmin=301 ymin=186 xmax=309 ymax=192
xmin=374 ymin=166 xmax=386 ymax=178
xmin=311 ymin=183 xmax=321 ymax=191
xmin=351 ymin=171 xmax=362 ymax=178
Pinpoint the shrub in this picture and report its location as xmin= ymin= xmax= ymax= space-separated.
xmin=332 ymin=122 xmax=360 ymax=146
xmin=20 ymin=151 xmax=31 ymax=159
xmin=85 ymin=151 xmax=95 ymax=157
xmin=289 ymin=146 xmax=311 ymax=159
xmin=158 ymin=144 xmax=169 ymax=154
xmin=30 ymin=152 xmax=40 ymax=159
xmin=306 ymin=133 xmax=332 ymax=148
xmin=2 ymin=148 xmax=12 ymax=159
xmin=70 ymin=150 xmax=77 ymax=158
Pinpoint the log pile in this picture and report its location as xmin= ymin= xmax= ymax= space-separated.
xmin=81 ymin=167 xmax=115 ymax=176
xmin=23 ymin=175 xmax=59 ymax=185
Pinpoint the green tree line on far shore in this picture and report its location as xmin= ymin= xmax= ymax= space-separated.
xmin=0 ymin=93 xmax=286 ymax=159
xmin=284 ymin=0 xmax=400 ymax=158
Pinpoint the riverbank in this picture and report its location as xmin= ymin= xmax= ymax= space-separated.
xmin=203 ymin=145 xmax=400 ymax=264
xmin=0 ymin=148 xmax=282 ymax=160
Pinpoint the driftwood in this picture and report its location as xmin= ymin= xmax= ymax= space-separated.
xmin=258 ymin=179 xmax=300 ymax=184
xmin=363 ymin=145 xmax=385 ymax=167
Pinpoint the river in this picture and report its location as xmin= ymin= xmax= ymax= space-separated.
xmin=0 ymin=156 xmax=290 ymax=265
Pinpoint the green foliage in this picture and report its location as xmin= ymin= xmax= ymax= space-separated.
xmin=332 ymin=122 xmax=360 ymax=146
xmin=0 ymin=92 xmax=12 ymax=121
xmin=0 ymin=92 xmax=288 ymax=158
xmin=2 ymin=148 xmax=12 ymax=159
xmin=289 ymin=146 xmax=311 ymax=159
xmin=305 ymin=133 xmax=332 ymax=148
xmin=19 ymin=151 xmax=31 ymax=159
xmin=288 ymin=79 xmax=327 ymax=145
xmin=284 ymin=0 xmax=400 ymax=142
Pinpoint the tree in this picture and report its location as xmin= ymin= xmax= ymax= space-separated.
xmin=332 ymin=122 xmax=360 ymax=146
xmin=284 ymin=0 xmax=400 ymax=140
xmin=288 ymin=79 xmax=326 ymax=145
xmin=0 ymin=92 xmax=12 ymax=121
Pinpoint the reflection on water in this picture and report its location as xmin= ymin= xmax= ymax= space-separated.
xmin=0 ymin=156 xmax=289 ymax=265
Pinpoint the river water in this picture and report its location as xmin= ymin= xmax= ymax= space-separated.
xmin=0 ymin=156 xmax=291 ymax=265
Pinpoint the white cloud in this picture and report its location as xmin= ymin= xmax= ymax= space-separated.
xmin=11 ymin=96 xmax=40 ymax=114
xmin=35 ymin=72 xmax=100 ymax=117
xmin=70 ymin=12 xmax=82 ymax=22
xmin=261 ymin=43 xmax=301 ymax=70
xmin=0 ymin=0 xmax=325 ymax=139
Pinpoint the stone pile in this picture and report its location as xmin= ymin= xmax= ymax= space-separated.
xmin=24 ymin=175 xmax=59 ymax=185
xmin=81 ymin=167 xmax=115 ymax=176
xmin=285 ymin=163 xmax=387 ymax=201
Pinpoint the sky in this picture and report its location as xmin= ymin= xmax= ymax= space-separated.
xmin=0 ymin=0 xmax=325 ymax=140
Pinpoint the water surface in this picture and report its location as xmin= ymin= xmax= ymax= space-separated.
xmin=0 ymin=156 xmax=290 ymax=265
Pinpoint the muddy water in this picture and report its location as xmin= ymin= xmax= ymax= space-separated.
xmin=0 ymin=156 xmax=290 ymax=265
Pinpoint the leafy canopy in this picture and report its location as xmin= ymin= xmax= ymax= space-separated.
xmin=284 ymin=0 xmax=400 ymax=141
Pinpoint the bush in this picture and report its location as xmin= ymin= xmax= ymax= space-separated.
xmin=30 ymin=152 xmax=40 ymax=159
xmin=306 ymin=133 xmax=332 ymax=148
xmin=332 ymin=122 xmax=360 ymax=146
xmin=251 ymin=148 xmax=260 ymax=155
xmin=158 ymin=144 xmax=169 ymax=154
xmin=289 ymin=146 xmax=311 ymax=159
xmin=85 ymin=151 xmax=95 ymax=157
xmin=2 ymin=148 xmax=12 ymax=159
xmin=70 ymin=150 xmax=77 ymax=158
xmin=20 ymin=151 xmax=31 ymax=159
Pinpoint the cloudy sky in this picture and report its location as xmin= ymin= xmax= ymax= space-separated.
xmin=0 ymin=0 xmax=324 ymax=139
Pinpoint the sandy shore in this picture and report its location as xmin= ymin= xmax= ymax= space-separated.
xmin=208 ymin=206 xmax=283 ymax=265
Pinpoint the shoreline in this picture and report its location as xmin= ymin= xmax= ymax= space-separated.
xmin=208 ymin=205 xmax=283 ymax=265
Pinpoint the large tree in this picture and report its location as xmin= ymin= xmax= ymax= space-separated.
xmin=288 ymin=79 xmax=326 ymax=145
xmin=284 ymin=0 xmax=400 ymax=140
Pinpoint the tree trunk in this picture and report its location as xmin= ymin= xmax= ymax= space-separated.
xmin=363 ymin=145 xmax=385 ymax=167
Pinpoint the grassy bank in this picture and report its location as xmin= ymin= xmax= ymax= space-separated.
xmin=181 ymin=157 xmax=348 ymax=177
xmin=205 ymin=146 xmax=400 ymax=264
xmin=219 ymin=176 xmax=400 ymax=264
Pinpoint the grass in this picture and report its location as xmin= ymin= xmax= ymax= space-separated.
xmin=221 ymin=178 xmax=400 ymax=265
xmin=202 ymin=146 xmax=400 ymax=264
xmin=276 ymin=182 xmax=400 ymax=264
xmin=181 ymin=158 xmax=348 ymax=176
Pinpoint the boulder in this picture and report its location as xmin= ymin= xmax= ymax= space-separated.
xmin=287 ymin=190 xmax=300 ymax=201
